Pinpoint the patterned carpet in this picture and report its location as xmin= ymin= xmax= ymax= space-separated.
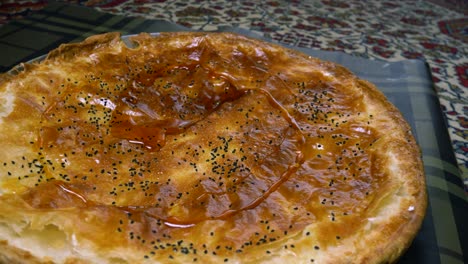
xmin=1 ymin=0 xmax=467 ymax=190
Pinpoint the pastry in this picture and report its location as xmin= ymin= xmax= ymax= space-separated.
xmin=0 ymin=32 xmax=426 ymax=263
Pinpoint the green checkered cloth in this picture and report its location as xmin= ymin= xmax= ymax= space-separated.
xmin=0 ymin=2 xmax=466 ymax=263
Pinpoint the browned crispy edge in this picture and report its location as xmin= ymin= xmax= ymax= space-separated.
xmin=352 ymin=79 xmax=427 ymax=264
xmin=0 ymin=240 xmax=90 ymax=264
xmin=0 ymin=240 xmax=51 ymax=264
xmin=45 ymin=32 xmax=122 ymax=61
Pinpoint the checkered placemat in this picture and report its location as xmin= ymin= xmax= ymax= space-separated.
xmin=0 ymin=2 xmax=467 ymax=263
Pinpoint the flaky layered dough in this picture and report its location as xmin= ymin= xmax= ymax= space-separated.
xmin=0 ymin=32 xmax=426 ymax=264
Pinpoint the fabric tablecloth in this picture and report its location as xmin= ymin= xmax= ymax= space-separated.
xmin=0 ymin=1 xmax=467 ymax=263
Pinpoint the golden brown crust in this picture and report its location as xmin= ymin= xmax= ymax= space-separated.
xmin=0 ymin=32 xmax=426 ymax=264
xmin=0 ymin=240 xmax=47 ymax=264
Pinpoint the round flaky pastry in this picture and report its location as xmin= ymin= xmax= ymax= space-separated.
xmin=0 ymin=32 xmax=426 ymax=264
